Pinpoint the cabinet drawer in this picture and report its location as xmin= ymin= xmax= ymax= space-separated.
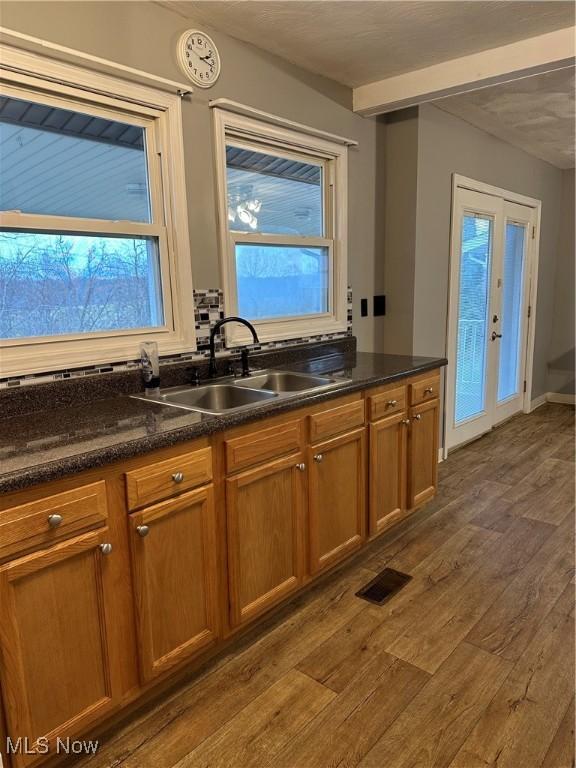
xmin=0 ymin=481 xmax=108 ymax=561
xmin=409 ymin=374 xmax=440 ymax=406
xmin=126 ymin=447 xmax=212 ymax=510
xmin=367 ymin=385 xmax=406 ymax=421
xmin=225 ymin=419 xmax=303 ymax=474
xmin=309 ymin=399 xmax=365 ymax=443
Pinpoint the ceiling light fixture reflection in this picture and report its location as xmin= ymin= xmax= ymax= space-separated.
xmin=228 ymin=191 xmax=262 ymax=230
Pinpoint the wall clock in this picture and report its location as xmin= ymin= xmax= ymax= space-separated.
xmin=177 ymin=29 xmax=221 ymax=88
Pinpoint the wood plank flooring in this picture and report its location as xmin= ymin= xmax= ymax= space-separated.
xmin=81 ymin=403 xmax=575 ymax=768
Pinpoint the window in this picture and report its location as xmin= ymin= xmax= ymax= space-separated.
xmin=213 ymin=105 xmax=350 ymax=345
xmin=0 ymin=44 xmax=195 ymax=377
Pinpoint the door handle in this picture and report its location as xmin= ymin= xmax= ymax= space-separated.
xmin=491 ymin=332 xmax=503 ymax=341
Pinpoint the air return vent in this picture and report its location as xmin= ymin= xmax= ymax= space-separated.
xmin=355 ymin=568 xmax=411 ymax=606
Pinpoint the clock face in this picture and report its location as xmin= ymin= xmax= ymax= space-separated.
xmin=178 ymin=30 xmax=220 ymax=88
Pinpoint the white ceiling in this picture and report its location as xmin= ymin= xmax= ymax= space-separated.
xmin=435 ymin=68 xmax=575 ymax=169
xmin=166 ymin=1 xmax=574 ymax=88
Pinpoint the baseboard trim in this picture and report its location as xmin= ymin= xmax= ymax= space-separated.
xmin=530 ymin=393 xmax=548 ymax=411
xmin=547 ymin=392 xmax=576 ymax=405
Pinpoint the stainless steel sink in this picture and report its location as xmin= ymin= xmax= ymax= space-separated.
xmin=134 ymin=384 xmax=277 ymax=414
xmin=234 ymin=370 xmax=336 ymax=393
xmin=131 ymin=368 xmax=350 ymax=415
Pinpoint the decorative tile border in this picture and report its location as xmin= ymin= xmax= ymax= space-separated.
xmin=0 ymin=288 xmax=353 ymax=390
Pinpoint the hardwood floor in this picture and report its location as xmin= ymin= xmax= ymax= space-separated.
xmin=81 ymin=403 xmax=575 ymax=768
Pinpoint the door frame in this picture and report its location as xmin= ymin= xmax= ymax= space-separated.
xmin=444 ymin=174 xmax=542 ymax=457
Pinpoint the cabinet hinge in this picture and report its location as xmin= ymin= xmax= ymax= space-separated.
xmin=532 ymin=226 xmax=536 ymax=239
xmin=527 ymin=304 xmax=531 ymax=318
xmin=523 ymin=380 xmax=527 ymax=393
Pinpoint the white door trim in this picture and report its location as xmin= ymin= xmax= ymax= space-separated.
xmin=443 ymin=175 xmax=542 ymax=457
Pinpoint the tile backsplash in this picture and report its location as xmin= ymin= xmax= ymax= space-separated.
xmin=0 ymin=288 xmax=353 ymax=390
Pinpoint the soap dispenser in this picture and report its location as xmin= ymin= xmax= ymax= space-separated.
xmin=140 ymin=341 xmax=160 ymax=397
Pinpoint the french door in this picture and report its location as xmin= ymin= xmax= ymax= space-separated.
xmin=446 ymin=184 xmax=538 ymax=450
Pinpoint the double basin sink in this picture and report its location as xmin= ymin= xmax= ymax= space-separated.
xmin=132 ymin=370 xmax=350 ymax=415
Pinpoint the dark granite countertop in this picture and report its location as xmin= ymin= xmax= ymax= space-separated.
xmin=0 ymin=352 xmax=446 ymax=494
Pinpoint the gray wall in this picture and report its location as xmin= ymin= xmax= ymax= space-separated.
xmin=414 ymin=103 xmax=566 ymax=400
xmin=381 ymin=109 xmax=419 ymax=355
xmin=2 ymin=1 xmax=383 ymax=352
xmin=548 ymin=169 xmax=575 ymax=395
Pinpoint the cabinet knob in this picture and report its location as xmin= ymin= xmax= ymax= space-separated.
xmin=296 ymin=463 xmax=306 ymax=471
xmin=172 ymin=471 xmax=184 ymax=483
xmin=313 ymin=454 xmax=323 ymax=463
xmin=136 ymin=525 xmax=150 ymax=538
xmin=424 ymin=387 xmax=434 ymax=395
xmin=99 ymin=543 xmax=113 ymax=555
xmin=413 ymin=414 xmax=422 ymax=421
xmin=401 ymin=418 xmax=410 ymax=425
xmin=47 ymin=513 xmax=63 ymax=528
xmin=386 ymin=399 xmax=398 ymax=407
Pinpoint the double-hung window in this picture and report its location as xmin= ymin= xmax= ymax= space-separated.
xmin=212 ymin=105 xmax=350 ymax=346
xmin=0 ymin=45 xmax=195 ymax=377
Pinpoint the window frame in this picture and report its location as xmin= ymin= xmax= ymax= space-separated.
xmin=212 ymin=106 xmax=349 ymax=346
xmin=0 ymin=44 xmax=196 ymax=378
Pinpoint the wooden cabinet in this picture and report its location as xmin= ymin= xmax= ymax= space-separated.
xmin=0 ymin=481 xmax=108 ymax=562
xmin=0 ymin=368 xmax=443 ymax=766
xmin=128 ymin=486 xmax=219 ymax=682
xmin=0 ymin=530 xmax=117 ymax=767
xmin=125 ymin=447 xmax=212 ymax=510
xmin=408 ymin=398 xmax=440 ymax=508
xmin=368 ymin=374 xmax=440 ymax=536
xmin=308 ymin=428 xmax=366 ymax=574
xmin=369 ymin=411 xmax=407 ymax=535
xmin=226 ymin=454 xmax=305 ymax=627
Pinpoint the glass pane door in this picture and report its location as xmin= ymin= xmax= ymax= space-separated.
xmin=497 ymin=222 xmax=526 ymax=402
xmin=454 ymin=214 xmax=493 ymax=424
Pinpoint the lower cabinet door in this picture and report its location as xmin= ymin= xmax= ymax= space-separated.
xmin=369 ymin=412 xmax=408 ymax=535
xmin=129 ymin=486 xmax=219 ymax=682
xmin=408 ymin=399 xmax=440 ymax=508
xmin=308 ymin=428 xmax=366 ymax=574
xmin=0 ymin=530 xmax=117 ymax=768
xmin=226 ymin=454 xmax=305 ymax=627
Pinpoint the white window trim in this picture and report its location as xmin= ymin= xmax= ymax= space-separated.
xmin=212 ymin=106 xmax=349 ymax=347
xmin=0 ymin=43 xmax=196 ymax=378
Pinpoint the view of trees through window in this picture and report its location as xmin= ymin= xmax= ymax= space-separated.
xmin=0 ymin=232 xmax=163 ymax=340
xmin=0 ymin=94 xmax=165 ymax=342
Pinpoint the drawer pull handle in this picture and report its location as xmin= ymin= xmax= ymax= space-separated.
xmin=313 ymin=454 xmax=324 ymax=463
xmin=413 ymin=414 xmax=422 ymax=421
xmin=424 ymin=387 xmax=434 ymax=395
xmin=296 ymin=463 xmax=306 ymax=471
xmin=386 ymin=399 xmax=398 ymax=407
xmin=136 ymin=525 xmax=150 ymax=538
xmin=47 ymin=513 xmax=63 ymax=528
xmin=172 ymin=471 xmax=184 ymax=483
xmin=99 ymin=543 xmax=113 ymax=555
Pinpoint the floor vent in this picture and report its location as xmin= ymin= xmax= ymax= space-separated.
xmin=355 ymin=568 xmax=412 ymax=606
